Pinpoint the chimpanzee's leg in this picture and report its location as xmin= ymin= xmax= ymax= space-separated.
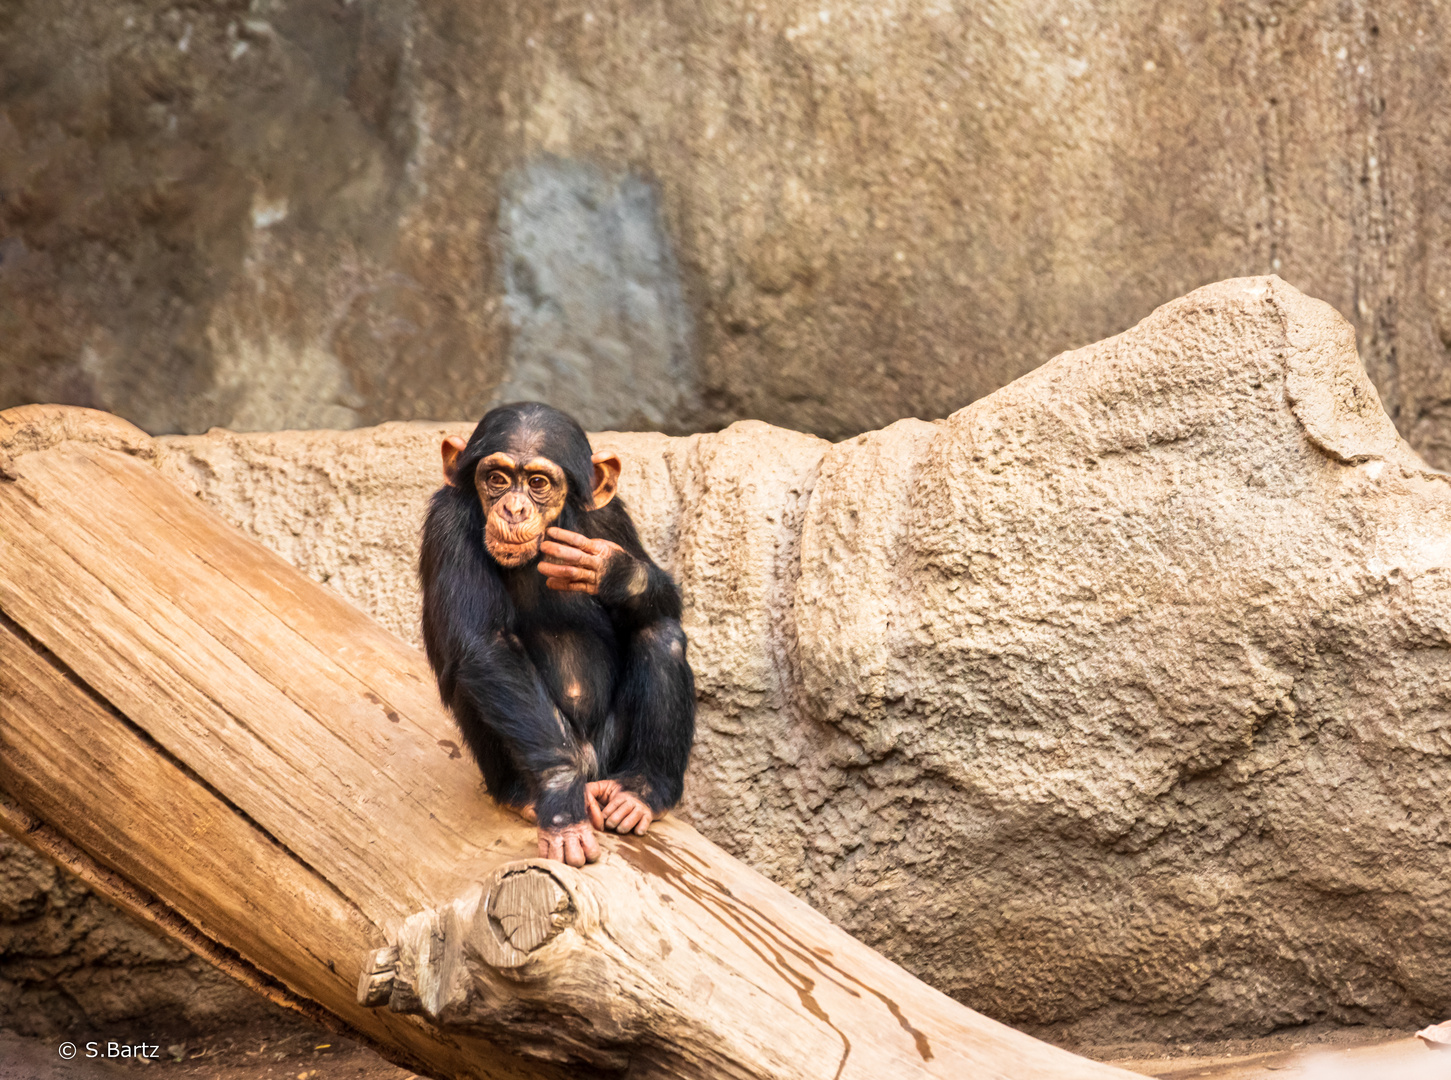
xmin=597 ymin=618 xmax=695 ymax=831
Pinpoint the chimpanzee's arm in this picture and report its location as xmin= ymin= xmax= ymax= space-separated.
xmin=596 ymin=554 xmax=683 ymax=628
xmin=584 ymin=613 xmax=696 ymax=835
xmin=534 ymin=504 xmax=695 ymax=830
xmin=538 ymin=499 xmax=683 ymax=629
xmin=608 ymin=617 xmax=696 ymax=809
xmin=448 ymin=634 xmax=596 ymax=829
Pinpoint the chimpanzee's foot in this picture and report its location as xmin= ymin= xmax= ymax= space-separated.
xmin=537 ymin=821 xmax=600 ymax=867
xmin=587 ymin=780 xmax=654 ymax=836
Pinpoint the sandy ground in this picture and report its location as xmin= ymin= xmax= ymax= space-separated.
xmin=0 ymin=1025 xmax=414 ymax=1080
xmin=3 ymin=1021 xmax=1447 ymax=1079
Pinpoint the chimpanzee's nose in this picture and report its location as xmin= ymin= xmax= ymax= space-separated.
xmin=500 ymin=493 xmax=531 ymax=523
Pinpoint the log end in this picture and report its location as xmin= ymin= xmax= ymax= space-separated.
xmin=471 ymin=863 xmax=574 ymax=969
xmin=356 ymin=860 xmax=586 ymax=1017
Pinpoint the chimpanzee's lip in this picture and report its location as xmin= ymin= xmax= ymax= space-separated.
xmin=488 ymin=538 xmax=542 ymax=566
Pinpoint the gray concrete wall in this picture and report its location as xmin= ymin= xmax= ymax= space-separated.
xmin=3 ymin=2 xmax=1451 ymax=465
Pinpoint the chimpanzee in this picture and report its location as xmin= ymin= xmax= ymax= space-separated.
xmin=418 ymin=402 xmax=695 ymax=867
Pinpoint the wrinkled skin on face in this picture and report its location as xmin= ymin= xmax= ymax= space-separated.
xmin=473 ymin=451 xmax=568 ymax=567
xmin=440 ymin=436 xmax=626 ymax=577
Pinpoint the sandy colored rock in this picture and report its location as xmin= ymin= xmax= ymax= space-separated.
xmin=5 ymin=276 xmax=1451 ymax=1041
xmin=4 ymin=2 xmax=1451 ymax=464
xmin=789 ymin=276 xmax=1451 ymax=1039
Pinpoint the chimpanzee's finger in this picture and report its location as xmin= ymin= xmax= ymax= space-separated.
xmin=588 ymin=779 xmax=621 ymax=803
xmin=537 ymin=560 xmax=590 ymax=580
xmin=539 ymin=540 xmax=589 ymax=564
xmin=634 ymin=814 xmax=651 ymax=835
xmin=587 ymin=791 xmax=605 ymax=831
xmin=548 ymin=563 xmax=603 ymax=584
xmin=603 ymin=795 xmax=633 ymax=828
xmin=563 ymin=833 xmax=585 ymax=867
xmin=546 ymin=528 xmax=616 ymax=561
xmin=617 ymin=807 xmax=645 ymax=834
xmin=602 ymin=791 xmax=628 ymax=812
xmin=581 ymin=829 xmax=601 ymax=863
xmin=545 ymin=527 xmax=599 ymax=552
xmin=543 ymin=577 xmax=597 ymax=593
xmin=541 ymin=566 xmax=602 ymax=590
xmin=539 ymin=547 xmax=605 ymax=576
xmin=607 ymin=796 xmax=643 ymax=830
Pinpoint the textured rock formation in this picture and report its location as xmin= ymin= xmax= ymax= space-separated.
xmin=5 ymin=277 xmax=1450 ymax=1042
xmin=4 ymin=2 xmax=1451 ymax=462
xmin=787 ymin=276 xmax=1451 ymax=1040
xmin=0 ymin=832 xmax=282 ymax=1038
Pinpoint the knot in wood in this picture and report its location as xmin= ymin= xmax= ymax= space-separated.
xmin=477 ymin=866 xmax=574 ymax=968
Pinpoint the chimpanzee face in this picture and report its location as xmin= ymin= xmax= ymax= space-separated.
xmin=474 ymin=452 xmax=569 ymax=567
xmin=437 ymin=404 xmax=622 ymax=571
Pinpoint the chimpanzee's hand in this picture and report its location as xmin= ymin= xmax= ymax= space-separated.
xmin=538 ymin=528 xmax=631 ymax=595
xmin=537 ymin=821 xmax=601 ymax=867
xmin=586 ymin=779 xmax=655 ymax=836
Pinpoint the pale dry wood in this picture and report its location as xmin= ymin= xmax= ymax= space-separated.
xmin=1418 ymin=1019 xmax=1451 ymax=1050
xmin=0 ymin=784 xmax=329 ymax=1026
xmin=0 ymin=617 xmax=538 ymax=1080
xmin=0 ymin=409 xmax=1136 ymax=1080
xmin=358 ymin=947 xmax=402 ymax=1008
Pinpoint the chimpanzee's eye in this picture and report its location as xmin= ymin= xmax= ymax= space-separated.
xmin=486 ymin=471 xmax=510 ymax=490
xmin=527 ymin=474 xmax=550 ymax=493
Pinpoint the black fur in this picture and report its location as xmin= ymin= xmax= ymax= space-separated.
xmin=418 ymin=402 xmax=696 ymax=830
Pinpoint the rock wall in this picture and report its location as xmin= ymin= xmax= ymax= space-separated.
xmin=0 ymin=834 xmax=282 ymax=1038
xmin=4 ymin=1 xmax=1451 ymax=464
xmin=5 ymin=276 xmax=1446 ymax=1042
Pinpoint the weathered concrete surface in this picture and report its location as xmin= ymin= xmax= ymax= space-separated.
xmin=4 ymin=1 xmax=1451 ymax=461
xmin=3 ymin=277 xmax=1450 ymax=1041
xmin=493 ymin=158 xmax=699 ymax=431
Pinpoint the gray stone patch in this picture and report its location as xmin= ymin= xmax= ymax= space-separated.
xmin=494 ymin=157 xmax=699 ymax=432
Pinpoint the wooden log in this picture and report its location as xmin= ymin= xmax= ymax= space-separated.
xmin=0 ymin=406 xmax=1134 ymax=1079
xmin=1418 ymin=1019 xmax=1451 ymax=1051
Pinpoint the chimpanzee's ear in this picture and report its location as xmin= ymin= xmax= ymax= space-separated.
xmin=590 ymin=451 xmax=622 ymax=509
xmin=441 ymin=436 xmax=468 ymax=486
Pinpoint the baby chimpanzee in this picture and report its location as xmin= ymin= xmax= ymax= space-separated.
xmin=419 ymin=402 xmax=695 ymax=866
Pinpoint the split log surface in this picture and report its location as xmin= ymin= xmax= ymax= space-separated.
xmin=0 ymin=406 xmax=1133 ymax=1080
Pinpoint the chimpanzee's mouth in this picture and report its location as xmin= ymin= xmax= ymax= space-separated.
xmin=486 ymin=535 xmax=542 ymax=567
